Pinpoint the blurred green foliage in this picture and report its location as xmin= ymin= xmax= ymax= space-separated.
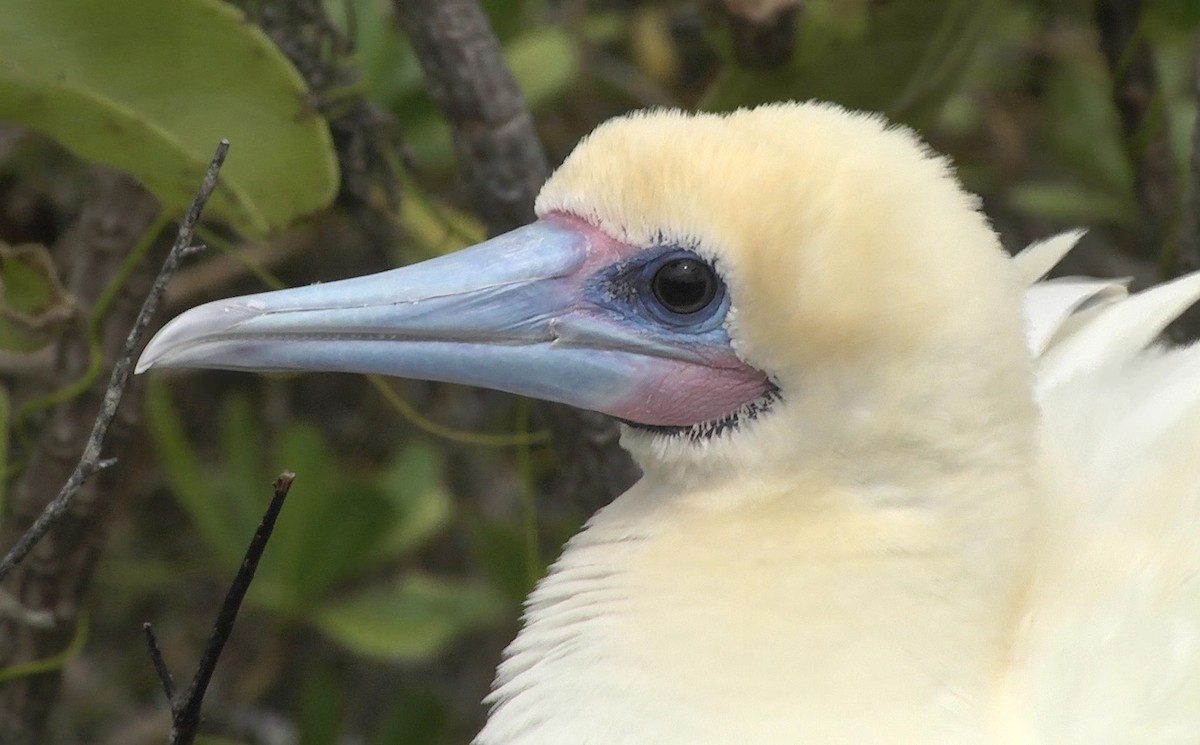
xmin=703 ymin=0 xmax=1001 ymax=120
xmin=0 ymin=242 xmax=72 ymax=353
xmin=145 ymin=379 xmax=506 ymax=662
xmin=1 ymin=0 xmax=1199 ymax=743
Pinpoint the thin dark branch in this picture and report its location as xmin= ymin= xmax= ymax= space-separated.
xmin=393 ymin=0 xmax=549 ymax=236
xmin=142 ymin=622 xmax=178 ymax=707
xmin=0 ymin=140 xmax=229 ymax=583
xmin=167 ymin=471 xmax=295 ymax=745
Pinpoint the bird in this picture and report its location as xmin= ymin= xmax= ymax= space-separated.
xmin=138 ymin=102 xmax=1200 ymax=744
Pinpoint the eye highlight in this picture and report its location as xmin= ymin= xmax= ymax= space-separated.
xmin=652 ymin=258 xmax=718 ymax=314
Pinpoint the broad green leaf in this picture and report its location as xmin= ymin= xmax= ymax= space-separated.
xmin=313 ymin=575 xmax=508 ymax=661
xmin=703 ymin=0 xmax=999 ymax=126
xmin=0 ymin=0 xmax=338 ymax=236
xmin=0 ymin=243 xmax=73 ymax=352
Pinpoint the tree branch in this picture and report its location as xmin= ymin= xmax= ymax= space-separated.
xmin=142 ymin=622 xmax=176 ymax=705
xmin=0 ymin=140 xmax=229 ymax=583
xmin=144 ymin=471 xmax=294 ymax=745
xmin=393 ymin=0 xmax=640 ymax=516
xmin=393 ymin=0 xmax=549 ymax=235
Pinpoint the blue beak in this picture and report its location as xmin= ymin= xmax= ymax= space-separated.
xmin=137 ymin=219 xmax=766 ymax=425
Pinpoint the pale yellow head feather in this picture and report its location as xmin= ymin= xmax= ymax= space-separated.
xmin=481 ymin=103 xmax=1048 ymax=744
xmin=536 ymin=102 xmax=1037 ymax=487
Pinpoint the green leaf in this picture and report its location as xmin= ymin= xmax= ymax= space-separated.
xmin=217 ymin=393 xmax=270 ymax=533
xmin=0 ymin=0 xmax=338 ymax=236
xmin=1009 ymin=182 xmax=1137 ymax=225
xmin=1150 ymin=0 xmax=1200 ymax=27
xmin=144 ymin=380 xmax=245 ymax=567
xmin=312 ymin=575 xmax=508 ymax=661
xmin=0 ymin=243 xmax=73 ymax=352
xmin=470 ymin=517 xmax=535 ymax=603
xmin=371 ymin=689 xmax=450 ymax=745
xmin=703 ymin=0 xmax=999 ymax=126
xmin=506 ymin=27 xmax=581 ymax=110
xmin=1039 ymin=54 xmax=1134 ymax=199
xmin=375 ymin=443 xmax=453 ymax=559
xmin=256 ymin=424 xmax=392 ymax=608
xmin=296 ymin=667 xmax=345 ymax=745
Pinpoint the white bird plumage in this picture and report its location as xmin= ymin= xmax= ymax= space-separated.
xmin=478 ymin=106 xmax=1200 ymax=744
xmin=1008 ymin=232 xmax=1200 ymax=743
xmin=138 ymin=102 xmax=1200 ymax=743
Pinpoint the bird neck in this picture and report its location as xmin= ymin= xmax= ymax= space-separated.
xmin=482 ymin=438 xmax=1039 ymax=744
xmin=481 ymin=336 xmax=1042 ymax=743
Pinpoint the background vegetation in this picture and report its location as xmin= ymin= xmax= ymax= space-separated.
xmin=1 ymin=0 xmax=1198 ymax=742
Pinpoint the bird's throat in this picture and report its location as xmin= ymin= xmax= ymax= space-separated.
xmin=479 ymin=471 xmax=1035 ymax=744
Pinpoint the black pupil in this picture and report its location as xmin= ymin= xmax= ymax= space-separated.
xmin=651 ymin=258 xmax=716 ymax=314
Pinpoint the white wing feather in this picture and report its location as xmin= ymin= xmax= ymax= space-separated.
xmin=1013 ymin=229 xmax=1089 ymax=286
xmin=1013 ymin=237 xmax=1200 ymax=743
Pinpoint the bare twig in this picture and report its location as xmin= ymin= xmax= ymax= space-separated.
xmin=142 ymin=623 xmax=177 ymax=704
xmin=0 ymin=140 xmax=229 ymax=583
xmin=157 ymin=471 xmax=295 ymax=745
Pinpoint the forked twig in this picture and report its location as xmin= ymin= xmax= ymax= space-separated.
xmin=145 ymin=471 xmax=296 ymax=745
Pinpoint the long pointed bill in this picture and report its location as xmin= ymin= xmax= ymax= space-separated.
xmin=138 ymin=218 xmax=769 ymax=427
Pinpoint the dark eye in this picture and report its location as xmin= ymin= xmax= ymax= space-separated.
xmin=651 ymin=258 xmax=718 ymax=314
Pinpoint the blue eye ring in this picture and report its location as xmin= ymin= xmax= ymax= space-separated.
xmin=638 ymin=249 xmax=726 ymax=327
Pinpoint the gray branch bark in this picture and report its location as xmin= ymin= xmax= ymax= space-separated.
xmin=394 ymin=0 xmax=550 ymax=235
xmin=394 ymin=0 xmax=640 ymax=516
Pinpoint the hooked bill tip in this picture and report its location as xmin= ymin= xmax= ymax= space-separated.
xmin=136 ymin=299 xmax=262 ymax=374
